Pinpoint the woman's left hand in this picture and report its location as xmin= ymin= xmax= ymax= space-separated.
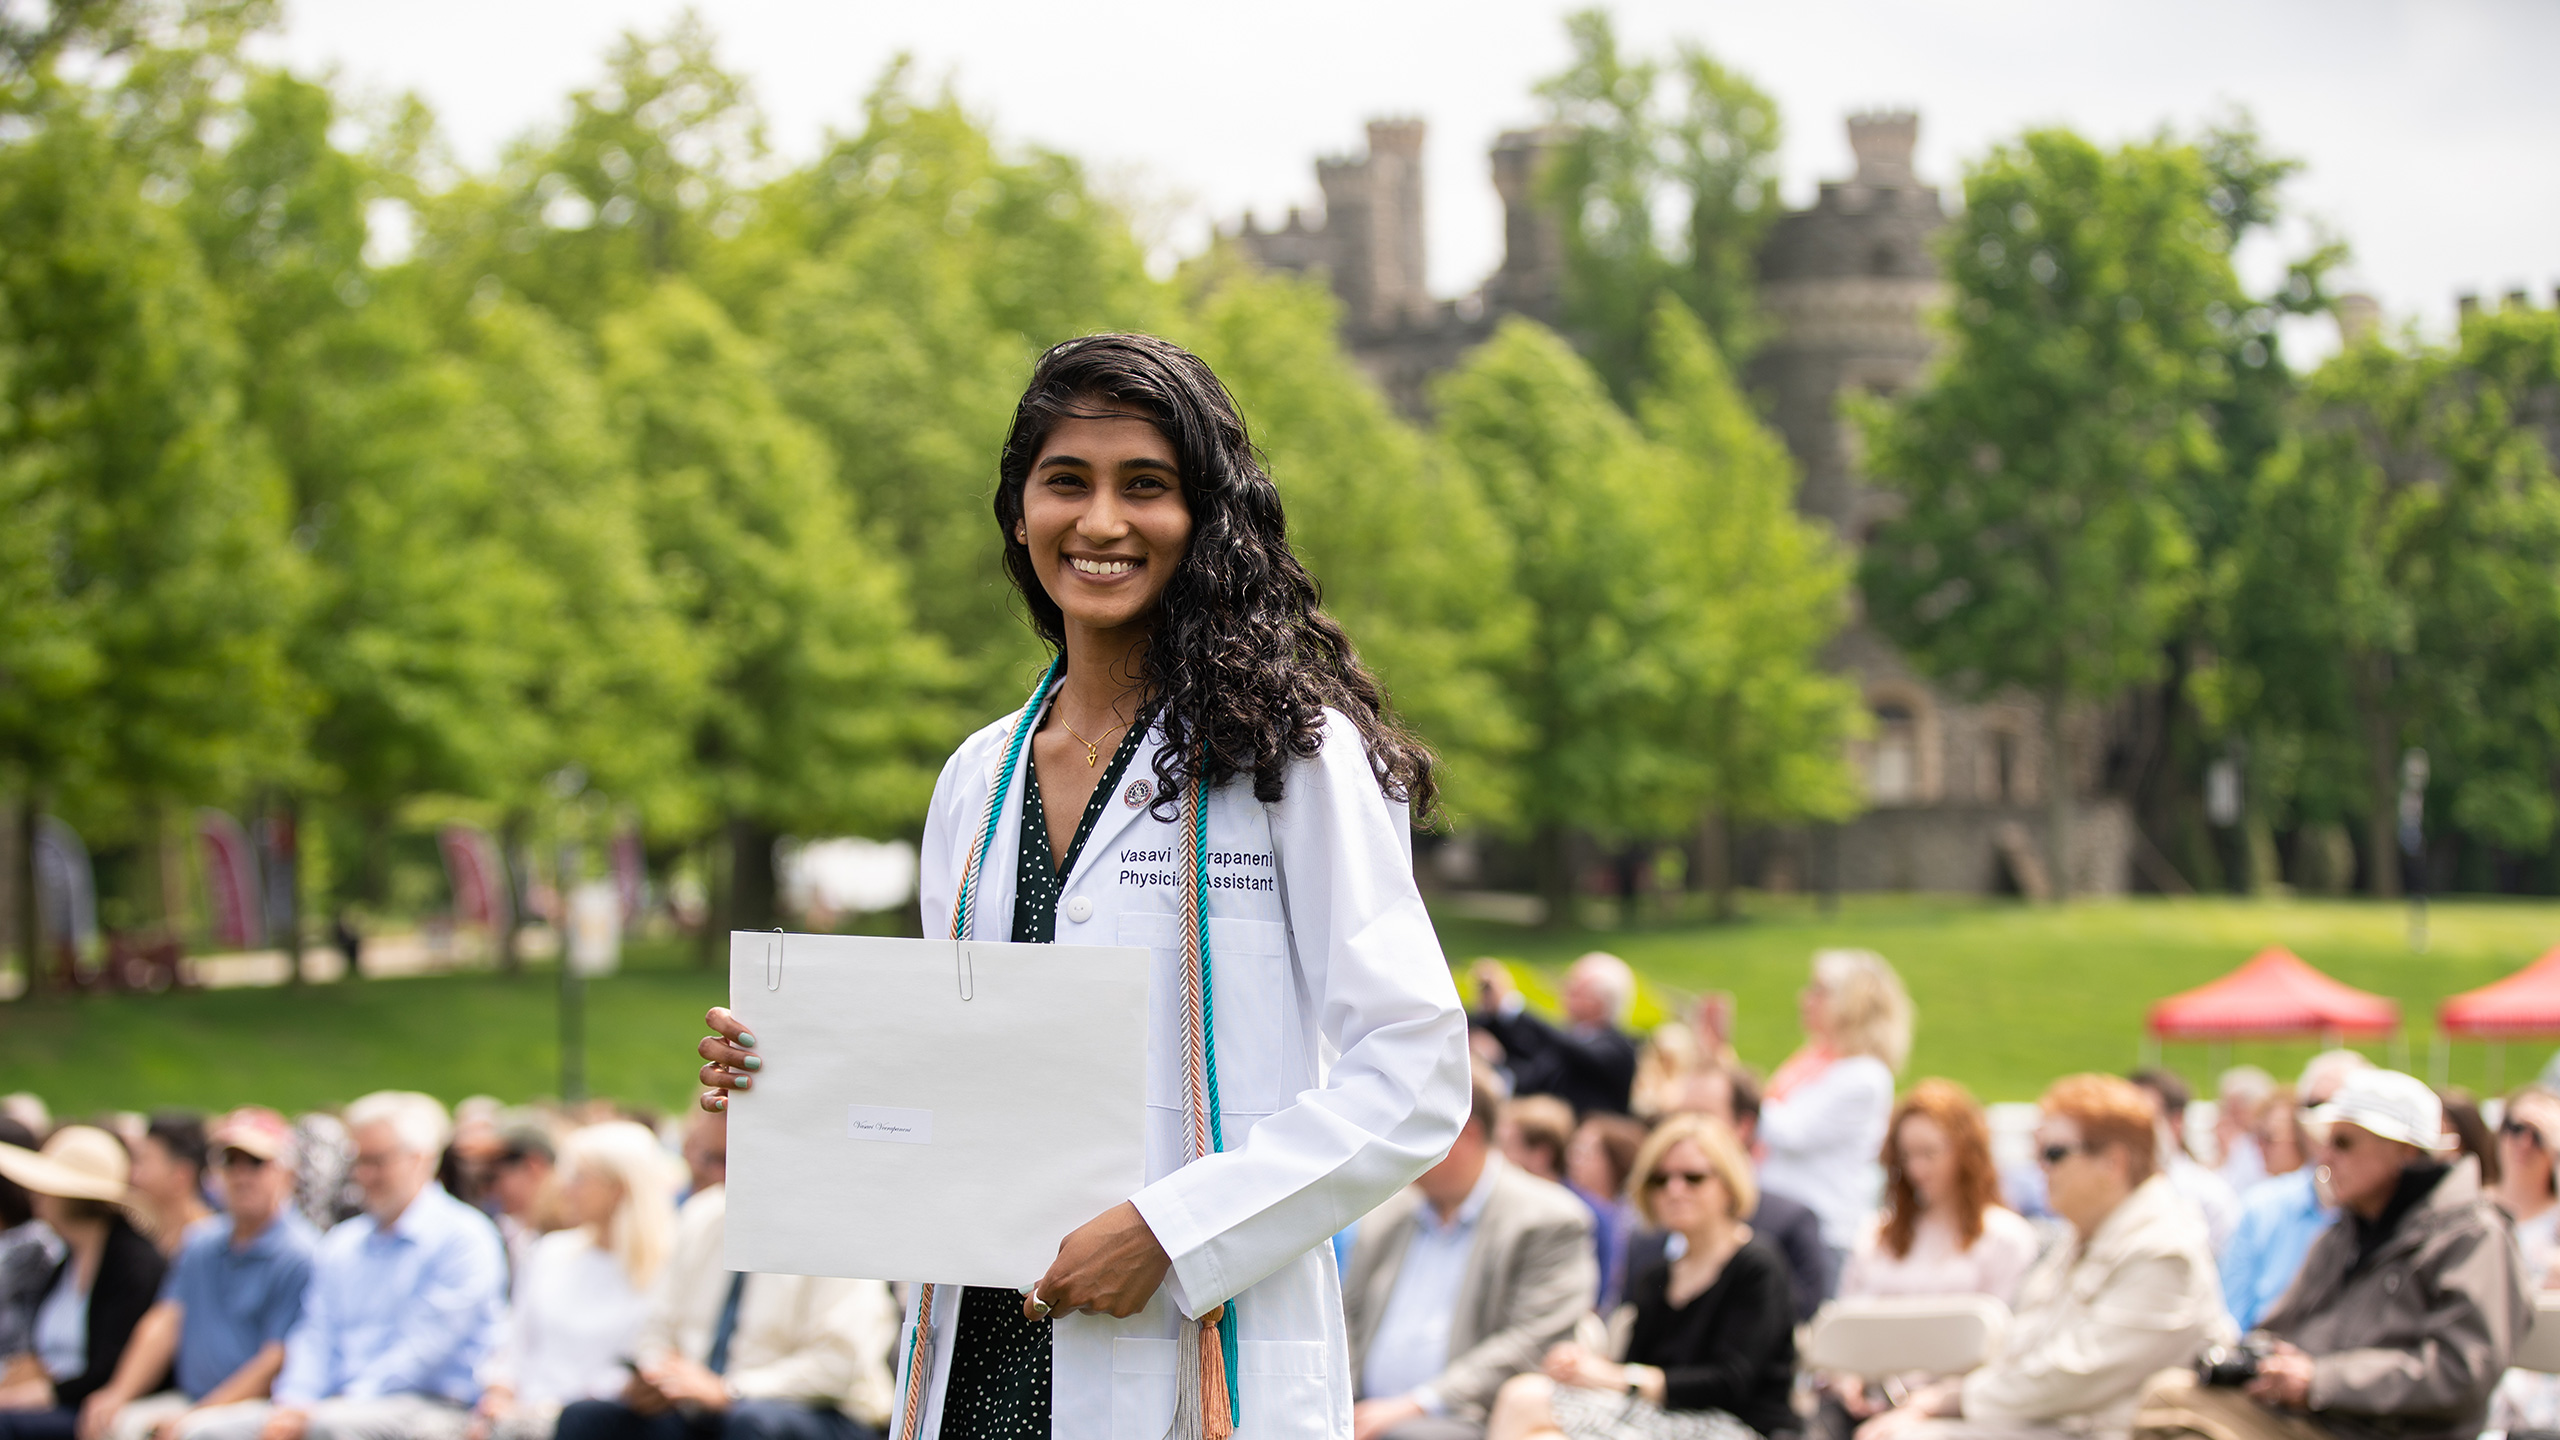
xmin=1024 ymin=1201 xmax=1173 ymax=1321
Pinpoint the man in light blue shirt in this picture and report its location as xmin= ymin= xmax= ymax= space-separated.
xmin=2216 ymin=1050 xmax=2366 ymax=1331
xmin=187 ymin=1093 xmax=505 ymax=1440
xmin=1344 ymin=1068 xmax=1597 ymax=1440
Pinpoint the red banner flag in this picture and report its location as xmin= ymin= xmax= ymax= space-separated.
xmin=438 ymin=825 xmax=514 ymax=934
xmin=195 ymin=809 xmax=265 ymax=949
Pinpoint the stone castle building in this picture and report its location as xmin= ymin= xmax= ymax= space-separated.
xmin=1235 ymin=113 xmax=2136 ymax=896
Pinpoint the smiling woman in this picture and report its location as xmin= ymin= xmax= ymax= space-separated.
xmin=692 ymin=333 xmax=1472 ymax=1440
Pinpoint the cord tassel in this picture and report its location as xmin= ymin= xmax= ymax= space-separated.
xmin=1198 ymin=1313 xmax=1234 ymax=1440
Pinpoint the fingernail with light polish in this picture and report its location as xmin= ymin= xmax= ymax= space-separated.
xmin=737 ymin=1032 xmax=757 ymax=1047
xmin=731 ymin=1073 xmax=752 ymax=1089
xmin=740 ymin=1055 xmax=762 ymax=1071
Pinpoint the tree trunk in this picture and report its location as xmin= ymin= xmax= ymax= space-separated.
xmin=1532 ymin=824 xmax=1577 ymax=931
xmin=726 ymin=816 xmax=780 ymax=933
xmin=2042 ymin=686 xmax=2074 ymax=903
xmin=692 ymin=834 xmax=724 ymax=969
xmin=2362 ymin=718 xmax=2404 ymax=900
xmin=150 ymin=801 xmax=189 ymax=942
xmin=270 ymin=796 xmax=304 ymax=984
xmin=11 ymin=792 xmax=40 ymax=1000
xmin=1700 ymin=810 xmax=1739 ymax=922
xmin=498 ymin=809 xmax=529 ymax=975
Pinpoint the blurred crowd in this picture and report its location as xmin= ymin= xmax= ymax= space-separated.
xmin=1 ymin=950 xmax=2551 ymax=1440
xmin=0 ymin=1094 xmax=893 ymax=1440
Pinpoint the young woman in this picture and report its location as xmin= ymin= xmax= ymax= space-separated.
xmin=1759 ymin=950 xmax=1913 ymax=1265
xmin=0 ymin=1127 xmax=167 ymax=1440
xmin=472 ymin=1122 xmax=677 ymax=1440
xmin=1487 ymin=1114 xmax=1796 ymax=1440
xmin=694 ymin=334 xmax=1470 ymax=1440
xmin=1819 ymin=1081 xmax=2040 ymax=1440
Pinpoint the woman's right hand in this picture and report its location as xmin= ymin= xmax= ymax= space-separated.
xmin=697 ymin=1007 xmax=761 ymax=1113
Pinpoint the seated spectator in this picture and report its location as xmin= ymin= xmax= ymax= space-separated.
xmin=2132 ymin=1069 xmax=2531 ymax=1440
xmin=2251 ymin=1086 xmax=2305 ymax=1188
xmin=2493 ymin=1085 xmax=2560 ymax=1281
xmin=1469 ymin=955 xmax=1639 ymax=1118
xmin=1346 ymin=1067 xmax=1596 ymax=1440
xmin=2214 ymin=1069 xmax=2277 ymax=1195
xmin=76 ymin=1108 xmax=318 ymax=1440
xmin=0 ymin=1127 xmax=169 ymax=1440
xmin=1565 ymin=1116 xmax=1646 ymax=1312
xmin=2220 ymin=1051 xmax=2369 ymax=1332
xmin=2129 ymin=1070 xmax=2240 ymax=1256
xmin=2491 ymin=1089 xmax=2560 ymax=1440
xmin=473 ymin=1123 xmax=675 ymax=1440
xmin=1818 ymin=1081 xmax=2044 ymax=1440
xmin=182 ymin=1092 xmax=506 ymax=1440
xmin=0 ymin=1119 xmax=66 ymax=1368
xmin=1629 ymin=1067 xmax=1834 ymax=1323
xmin=1494 ymin=1097 xmax=1574 ymax=1187
xmin=483 ymin=1129 xmax=555 ymax=1292
xmin=1485 ymin=1114 xmax=1796 ymax=1440
xmin=555 ymin=1109 xmax=895 ymax=1440
xmin=1764 ymin=951 xmax=1910 ymax=1270
xmin=1852 ymin=1074 xmax=2228 ymax=1440
xmin=129 ymin=1118 xmax=213 ymax=1262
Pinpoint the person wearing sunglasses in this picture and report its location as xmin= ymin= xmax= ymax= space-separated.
xmin=2218 ymin=1052 xmax=2371 ymax=1334
xmin=2489 ymin=1090 xmax=2560 ymax=1440
xmin=1853 ymin=1074 xmax=2227 ymax=1440
xmin=2133 ymin=1069 xmax=2532 ymax=1440
xmin=1484 ymin=1114 xmax=1796 ymax=1440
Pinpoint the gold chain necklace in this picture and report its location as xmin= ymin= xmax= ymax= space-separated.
xmin=1059 ymin=714 xmax=1130 ymax=768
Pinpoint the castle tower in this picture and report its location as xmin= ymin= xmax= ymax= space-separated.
xmin=1489 ymin=127 xmax=1567 ymax=323
xmin=1311 ymin=118 xmax=1432 ymax=332
xmin=1747 ymin=112 xmax=2134 ymax=895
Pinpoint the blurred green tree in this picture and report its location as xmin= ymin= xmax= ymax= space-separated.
xmin=1533 ymin=7 xmax=1782 ymax=399
xmin=1636 ymin=298 xmax=1863 ymax=915
xmin=1858 ymin=129 xmax=2232 ymax=897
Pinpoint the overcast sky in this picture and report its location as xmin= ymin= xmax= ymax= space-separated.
xmin=257 ymin=0 xmax=2555 ymax=354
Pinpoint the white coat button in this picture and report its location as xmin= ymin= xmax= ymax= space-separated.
xmin=1065 ymin=896 xmax=1093 ymax=924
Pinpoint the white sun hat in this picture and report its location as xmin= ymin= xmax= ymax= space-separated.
xmin=2307 ymin=1068 xmax=2450 ymax=1153
xmin=0 ymin=1124 xmax=139 ymax=1204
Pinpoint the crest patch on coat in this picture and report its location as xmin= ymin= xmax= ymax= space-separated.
xmin=1123 ymin=778 xmax=1154 ymax=809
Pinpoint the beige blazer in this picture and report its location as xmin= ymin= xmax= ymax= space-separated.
xmin=1343 ymin=1158 xmax=1598 ymax=1422
xmin=638 ymin=1187 xmax=900 ymax=1428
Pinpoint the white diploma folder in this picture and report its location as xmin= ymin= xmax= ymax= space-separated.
xmin=723 ymin=930 xmax=1150 ymax=1289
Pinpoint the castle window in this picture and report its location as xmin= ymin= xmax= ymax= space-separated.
xmin=1869 ymin=701 xmax=1919 ymax=804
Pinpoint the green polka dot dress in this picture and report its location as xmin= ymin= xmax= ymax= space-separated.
xmin=937 ymin=712 xmax=1151 ymax=1439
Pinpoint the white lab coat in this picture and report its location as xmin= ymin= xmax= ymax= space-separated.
xmin=904 ymin=699 xmax=1471 ymax=1439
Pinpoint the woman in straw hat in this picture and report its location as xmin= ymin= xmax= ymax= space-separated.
xmin=0 ymin=1126 xmax=169 ymax=1440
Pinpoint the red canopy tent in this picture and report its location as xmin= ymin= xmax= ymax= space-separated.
xmin=2147 ymin=947 xmax=2400 ymax=1040
xmin=2439 ymin=948 xmax=2560 ymax=1038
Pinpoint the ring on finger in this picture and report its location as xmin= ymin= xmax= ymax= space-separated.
xmin=1025 ymin=1290 xmax=1053 ymax=1321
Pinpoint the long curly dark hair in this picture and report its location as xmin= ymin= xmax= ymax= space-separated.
xmin=993 ymin=332 xmax=1436 ymax=817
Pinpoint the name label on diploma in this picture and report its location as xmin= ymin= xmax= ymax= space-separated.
xmin=846 ymin=1105 xmax=933 ymax=1145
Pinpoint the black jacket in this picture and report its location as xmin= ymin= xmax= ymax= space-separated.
xmin=47 ymin=1216 xmax=168 ymax=1410
xmin=1625 ymin=1237 xmax=1799 ymax=1435
xmin=1472 ymin=1007 xmax=1637 ymax=1117
xmin=1625 ymin=1188 xmax=1835 ymax=1325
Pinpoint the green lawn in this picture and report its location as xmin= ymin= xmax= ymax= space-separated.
xmin=3 ymin=896 xmax=2558 ymax=1118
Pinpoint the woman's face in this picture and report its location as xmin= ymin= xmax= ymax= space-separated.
xmin=1648 ymin=1139 xmax=1728 ymax=1234
xmin=1798 ymin=981 xmax=1832 ymax=1042
xmin=563 ymin=1165 xmax=625 ymax=1233
xmin=1896 ymin=1113 xmax=1955 ymax=1212
xmin=1018 ymin=410 xmax=1192 ymax=638
xmin=131 ymin=1135 xmax=191 ymax=1207
xmin=2501 ymin=1094 xmax=2560 ymax=1198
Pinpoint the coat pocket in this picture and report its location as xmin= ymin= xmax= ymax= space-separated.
xmin=1118 ymin=912 xmax=1291 ymax=1114
xmin=1111 ymin=1336 xmax=1177 ymax=1435
xmin=1238 ymin=1339 xmax=1336 ymax=1438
